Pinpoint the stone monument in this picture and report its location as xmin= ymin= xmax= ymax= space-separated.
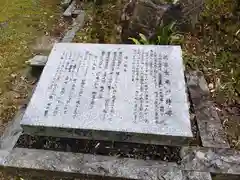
xmin=20 ymin=43 xmax=193 ymax=145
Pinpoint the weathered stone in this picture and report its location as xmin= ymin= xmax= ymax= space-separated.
xmin=61 ymin=11 xmax=85 ymax=42
xmin=0 ymin=70 xmax=36 ymax=165
xmin=63 ymin=0 xmax=76 ymax=17
xmin=121 ymin=0 xmax=169 ymax=43
xmin=21 ymin=44 xmax=192 ymax=145
xmin=26 ymin=55 xmax=48 ymax=67
xmin=182 ymin=171 xmax=212 ymax=180
xmin=121 ymin=0 xmax=204 ymax=43
xmin=3 ymin=147 xmax=240 ymax=178
xmin=186 ymin=71 xmax=230 ymax=148
xmin=72 ymin=9 xmax=83 ymax=16
xmin=3 ymin=148 xmax=182 ymax=180
xmin=21 ymin=125 xmax=192 ymax=146
xmin=0 ymin=107 xmax=24 ymax=165
xmin=180 ymin=146 xmax=240 ymax=174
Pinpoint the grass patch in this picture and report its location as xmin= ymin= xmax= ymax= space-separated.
xmin=183 ymin=0 xmax=240 ymax=104
xmin=0 ymin=0 xmax=61 ymax=127
xmin=74 ymin=0 xmax=123 ymax=43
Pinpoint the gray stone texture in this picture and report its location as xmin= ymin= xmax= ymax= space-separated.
xmin=72 ymin=9 xmax=83 ymax=16
xmin=2 ymin=147 xmax=215 ymax=180
xmin=0 ymin=70 xmax=36 ymax=165
xmin=3 ymin=148 xmax=182 ymax=180
xmin=186 ymin=71 xmax=230 ymax=148
xmin=63 ymin=0 xmax=76 ymax=17
xmin=121 ymin=0 xmax=204 ymax=42
xmin=0 ymin=107 xmax=24 ymax=165
xmin=182 ymin=171 xmax=212 ymax=180
xmin=21 ymin=44 xmax=192 ymax=145
xmin=180 ymin=146 xmax=240 ymax=174
xmin=61 ymin=11 xmax=85 ymax=42
xmin=2 ymin=146 xmax=240 ymax=178
xmin=26 ymin=55 xmax=48 ymax=67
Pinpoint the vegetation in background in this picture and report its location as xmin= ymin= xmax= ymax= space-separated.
xmin=183 ymin=0 xmax=240 ymax=104
xmin=74 ymin=0 xmax=123 ymax=43
xmin=129 ymin=22 xmax=183 ymax=45
xmin=183 ymin=0 xmax=240 ymax=149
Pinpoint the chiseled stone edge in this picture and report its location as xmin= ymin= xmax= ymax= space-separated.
xmin=61 ymin=10 xmax=85 ymax=42
xmin=2 ymin=147 xmax=214 ymax=180
xmin=0 ymin=107 xmax=24 ymax=165
xmin=3 ymin=148 xmax=184 ymax=180
xmin=22 ymin=124 xmax=192 ymax=146
xmin=180 ymin=146 xmax=240 ymax=175
xmin=186 ymin=71 xmax=230 ymax=148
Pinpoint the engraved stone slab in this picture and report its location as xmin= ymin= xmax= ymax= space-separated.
xmin=21 ymin=43 xmax=192 ymax=144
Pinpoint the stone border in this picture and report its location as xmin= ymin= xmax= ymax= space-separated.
xmin=0 ymin=67 xmax=36 ymax=164
xmin=180 ymin=146 xmax=240 ymax=174
xmin=185 ymin=70 xmax=230 ymax=179
xmin=0 ymin=108 xmax=24 ymax=164
xmin=61 ymin=10 xmax=85 ymax=42
xmin=1 ymin=147 xmax=215 ymax=180
xmin=1 ymin=146 xmax=240 ymax=176
xmin=63 ymin=0 xmax=76 ymax=17
xmin=27 ymin=10 xmax=85 ymax=66
xmin=186 ymin=71 xmax=230 ymax=148
xmin=2 ymin=148 xmax=181 ymax=180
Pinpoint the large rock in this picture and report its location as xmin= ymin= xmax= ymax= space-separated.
xmin=121 ymin=0 xmax=204 ymax=43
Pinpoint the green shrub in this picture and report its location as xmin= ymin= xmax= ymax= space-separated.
xmin=128 ymin=22 xmax=183 ymax=45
